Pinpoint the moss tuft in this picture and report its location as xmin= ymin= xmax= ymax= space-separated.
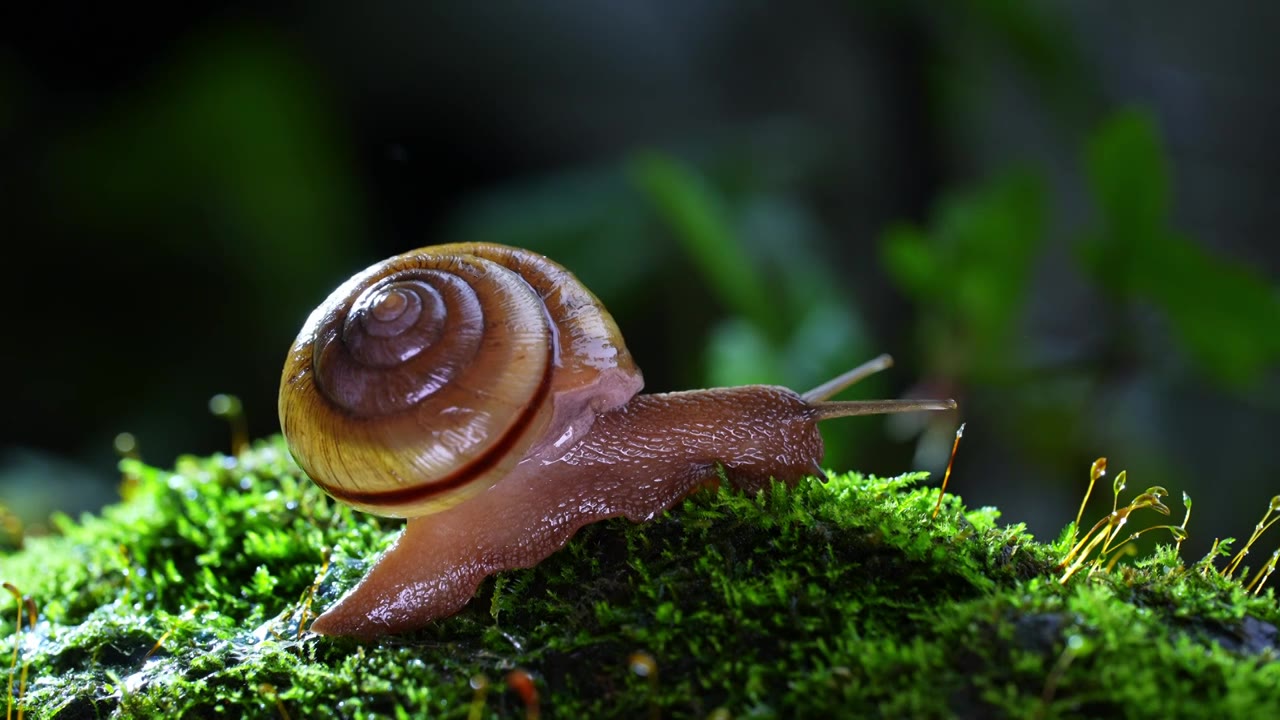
xmin=2 ymin=439 xmax=1278 ymax=718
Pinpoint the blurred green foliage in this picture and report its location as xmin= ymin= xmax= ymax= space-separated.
xmin=631 ymin=152 xmax=785 ymax=338
xmin=882 ymin=110 xmax=1280 ymax=392
xmin=630 ymin=153 xmax=873 ymax=384
xmin=1080 ymin=109 xmax=1280 ymax=389
xmin=632 ymin=152 xmax=882 ymax=467
xmin=874 ymin=105 xmax=1279 ymax=555
xmin=49 ymin=30 xmax=358 ymax=290
xmin=881 ymin=170 xmax=1046 ymax=383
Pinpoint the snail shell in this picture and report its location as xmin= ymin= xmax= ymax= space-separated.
xmin=278 ymin=243 xmax=643 ymax=517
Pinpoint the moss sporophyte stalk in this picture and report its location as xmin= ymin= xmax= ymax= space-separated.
xmin=1 ymin=438 xmax=1278 ymax=718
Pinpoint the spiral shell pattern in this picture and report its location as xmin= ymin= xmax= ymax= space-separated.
xmin=279 ymin=243 xmax=641 ymax=517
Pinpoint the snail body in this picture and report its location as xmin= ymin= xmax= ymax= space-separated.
xmin=279 ymin=243 xmax=955 ymax=637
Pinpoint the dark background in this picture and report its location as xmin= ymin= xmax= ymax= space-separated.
xmin=3 ymin=2 xmax=1278 ymax=562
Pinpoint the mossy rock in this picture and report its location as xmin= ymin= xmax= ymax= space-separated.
xmin=1 ymin=438 xmax=1277 ymax=718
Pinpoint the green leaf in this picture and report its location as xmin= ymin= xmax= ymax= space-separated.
xmin=879 ymin=169 xmax=1046 ymax=379
xmin=630 ymin=152 xmax=782 ymax=334
xmin=1079 ymin=109 xmax=1280 ymax=386
xmin=881 ymin=224 xmax=939 ymax=298
xmin=1086 ymin=109 xmax=1170 ymax=244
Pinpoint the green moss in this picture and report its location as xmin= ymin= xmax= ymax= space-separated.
xmin=2 ymin=439 xmax=1277 ymax=718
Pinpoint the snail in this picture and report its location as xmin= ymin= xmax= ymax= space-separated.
xmin=278 ymin=242 xmax=957 ymax=637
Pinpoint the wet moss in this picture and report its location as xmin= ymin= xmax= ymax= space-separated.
xmin=1 ymin=438 xmax=1277 ymax=718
